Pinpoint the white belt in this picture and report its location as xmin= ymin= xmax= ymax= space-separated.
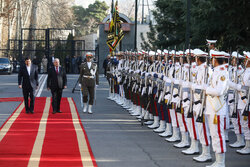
xmin=83 ymin=75 xmax=94 ymax=79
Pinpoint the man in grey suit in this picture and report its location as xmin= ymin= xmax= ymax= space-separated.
xmin=79 ymin=52 xmax=99 ymax=114
xmin=18 ymin=57 xmax=39 ymax=114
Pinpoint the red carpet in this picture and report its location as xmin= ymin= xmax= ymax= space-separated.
xmin=0 ymin=97 xmax=97 ymax=167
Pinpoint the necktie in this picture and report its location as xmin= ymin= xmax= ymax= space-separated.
xmin=56 ymin=67 xmax=59 ymax=74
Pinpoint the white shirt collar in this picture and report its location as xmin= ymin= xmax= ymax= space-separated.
xmin=26 ymin=65 xmax=31 ymax=75
xmin=87 ymin=62 xmax=92 ymax=69
xmin=55 ymin=66 xmax=59 ymax=72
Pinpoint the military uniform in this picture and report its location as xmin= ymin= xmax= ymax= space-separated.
xmin=79 ymin=60 xmax=99 ymax=113
xmin=228 ymin=52 xmax=245 ymax=148
xmin=159 ymin=50 xmax=173 ymax=137
xmin=166 ymin=51 xmax=182 ymax=142
xmin=204 ymin=50 xmax=230 ymax=167
xmin=182 ymin=52 xmax=200 ymax=155
xmin=192 ymin=49 xmax=212 ymax=163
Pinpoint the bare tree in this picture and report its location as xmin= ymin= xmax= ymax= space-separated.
xmin=0 ymin=0 xmax=74 ymax=57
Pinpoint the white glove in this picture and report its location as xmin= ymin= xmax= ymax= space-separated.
xmin=236 ymin=84 xmax=242 ymax=91
xmin=79 ymin=84 xmax=81 ymax=87
xmin=90 ymin=69 xmax=95 ymax=76
xmin=164 ymin=76 xmax=171 ymax=83
xmin=171 ymin=78 xmax=175 ymax=83
xmin=188 ymin=81 xmax=193 ymax=88
xmin=191 ymin=83 xmax=196 ymax=90
xmin=202 ymin=84 xmax=208 ymax=90
xmin=174 ymin=79 xmax=180 ymax=84
xmin=163 ymin=76 xmax=168 ymax=82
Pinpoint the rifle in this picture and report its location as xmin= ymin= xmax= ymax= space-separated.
xmin=242 ymin=86 xmax=250 ymax=119
xmin=169 ymin=47 xmax=176 ymax=105
xmin=176 ymin=47 xmax=185 ymax=113
xmin=187 ymin=46 xmax=194 ymax=118
xmin=158 ymin=49 xmax=169 ymax=104
xmin=232 ymin=50 xmax=240 ymax=118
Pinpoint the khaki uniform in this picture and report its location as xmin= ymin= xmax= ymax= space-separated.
xmin=79 ymin=62 xmax=99 ymax=105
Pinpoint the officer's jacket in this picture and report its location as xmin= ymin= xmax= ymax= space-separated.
xmin=192 ymin=62 xmax=207 ymax=113
xmin=205 ymin=64 xmax=229 ymax=115
xmin=79 ymin=62 xmax=99 ymax=85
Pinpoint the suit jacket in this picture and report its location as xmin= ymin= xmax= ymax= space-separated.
xmin=47 ymin=66 xmax=67 ymax=90
xmin=18 ymin=64 xmax=39 ymax=90
xmin=79 ymin=62 xmax=99 ymax=86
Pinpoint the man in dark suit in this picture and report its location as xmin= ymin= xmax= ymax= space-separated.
xmin=47 ymin=58 xmax=67 ymax=114
xmin=18 ymin=57 xmax=39 ymax=114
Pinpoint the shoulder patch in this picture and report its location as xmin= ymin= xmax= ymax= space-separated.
xmin=220 ymin=76 xmax=225 ymax=81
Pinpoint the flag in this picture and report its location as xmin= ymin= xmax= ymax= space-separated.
xmin=106 ymin=0 xmax=124 ymax=52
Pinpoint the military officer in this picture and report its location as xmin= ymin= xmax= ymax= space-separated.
xmin=204 ymin=50 xmax=230 ymax=167
xmin=174 ymin=51 xmax=190 ymax=148
xmin=228 ymin=51 xmax=245 ymax=148
xmin=166 ymin=50 xmax=181 ymax=142
xmin=159 ymin=50 xmax=173 ymax=138
xmin=206 ymin=39 xmax=218 ymax=51
xmin=191 ymin=49 xmax=212 ymax=163
xmin=79 ymin=52 xmax=99 ymax=114
xmin=182 ymin=49 xmax=200 ymax=155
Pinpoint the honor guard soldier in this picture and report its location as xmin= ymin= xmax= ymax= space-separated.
xmin=79 ymin=52 xmax=99 ymax=114
xmin=228 ymin=51 xmax=245 ymax=148
xmin=153 ymin=50 xmax=168 ymax=133
xmin=236 ymin=51 xmax=250 ymax=155
xmin=204 ymin=50 xmax=230 ymax=167
xmin=141 ymin=51 xmax=154 ymax=122
xmin=107 ymin=55 xmax=119 ymax=101
xmin=191 ymin=49 xmax=212 ymax=163
xmin=182 ymin=49 xmax=200 ymax=155
xmin=174 ymin=51 xmax=190 ymax=148
xmin=166 ymin=50 xmax=181 ymax=142
xmin=147 ymin=51 xmax=161 ymax=129
xmin=121 ymin=51 xmax=132 ymax=109
xmin=206 ymin=39 xmax=218 ymax=51
xmin=144 ymin=51 xmax=157 ymax=126
xmin=159 ymin=49 xmax=173 ymax=138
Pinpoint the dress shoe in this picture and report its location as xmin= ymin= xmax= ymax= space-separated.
xmin=30 ymin=110 xmax=34 ymax=114
xmin=52 ymin=111 xmax=56 ymax=114
xmin=57 ymin=110 xmax=62 ymax=113
xmin=26 ymin=110 xmax=30 ymax=114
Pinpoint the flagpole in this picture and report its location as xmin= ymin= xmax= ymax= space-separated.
xmin=111 ymin=0 xmax=114 ymax=14
xmin=134 ymin=0 xmax=138 ymax=50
